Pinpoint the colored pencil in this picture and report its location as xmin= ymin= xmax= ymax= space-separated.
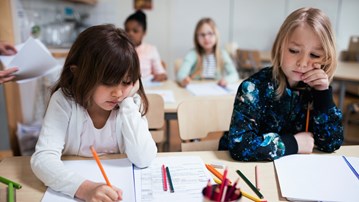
xmin=236 ymin=169 xmax=263 ymax=199
xmin=90 ymin=146 xmax=112 ymax=187
xmin=8 ymin=182 xmax=14 ymax=202
xmin=305 ymin=103 xmax=310 ymax=132
xmin=205 ymin=179 xmax=212 ymax=199
xmin=213 ymin=176 xmax=222 ymax=184
xmin=205 ymin=164 xmax=232 ymax=184
xmin=224 ymin=178 xmax=239 ymax=201
xmin=0 ymin=176 xmax=22 ymax=189
xmin=255 ymin=165 xmax=260 ymax=190
xmin=166 ymin=166 xmax=175 ymax=193
xmin=241 ymin=190 xmax=264 ymax=202
xmin=162 ymin=164 xmax=168 ymax=191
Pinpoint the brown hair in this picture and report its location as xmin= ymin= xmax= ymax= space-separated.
xmin=192 ymin=18 xmax=224 ymax=78
xmin=271 ymin=7 xmax=337 ymax=98
xmin=51 ymin=24 xmax=149 ymax=115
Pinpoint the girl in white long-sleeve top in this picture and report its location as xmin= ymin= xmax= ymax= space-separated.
xmin=31 ymin=24 xmax=157 ymax=202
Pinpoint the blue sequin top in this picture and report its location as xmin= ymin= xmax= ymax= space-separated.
xmin=219 ymin=67 xmax=343 ymax=161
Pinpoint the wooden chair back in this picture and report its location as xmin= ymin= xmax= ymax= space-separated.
xmin=177 ymin=98 xmax=234 ymax=151
xmin=146 ymin=94 xmax=165 ymax=145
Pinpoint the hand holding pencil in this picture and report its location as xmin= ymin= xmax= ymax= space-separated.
xmin=74 ymin=146 xmax=123 ymax=201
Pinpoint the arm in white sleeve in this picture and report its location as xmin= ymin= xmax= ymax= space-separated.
xmin=119 ymin=94 xmax=157 ymax=168
xmin=30 ymin=91 xmax=85 ymax=197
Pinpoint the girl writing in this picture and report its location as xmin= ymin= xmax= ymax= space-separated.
xmin=31 ymin=24 xmax=157 ymax=201
xmin=219 ymin=7 xmax=343 ymax=161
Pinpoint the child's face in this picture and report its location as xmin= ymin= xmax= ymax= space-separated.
xmin=281 ymin=24 xmax=324 ymax=87
xmin=196 ymin=23 xmax=217 ymax=54
xmin=90 ymin=79 xmax=133 ymax=111
xmin=125 ymin=20 xmax=145 ymax=46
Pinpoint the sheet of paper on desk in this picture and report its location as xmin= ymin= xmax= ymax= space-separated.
xmin=41 ymin=158 xmax=135 ymax=202
xmin=274 ymin=154 xmax=359 ymax=202
xmin=186 ymin=83 xmax=235 ymax=96
xmin=0 ymin=37 xmax=58 ymax=81
xmin=134 ymin=156 xmax=212 ymax=202
xmin=145 ymin=89 xmax=176 ymax=103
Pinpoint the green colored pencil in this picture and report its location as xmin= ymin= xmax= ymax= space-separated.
xmin=0 ymin=176 xmax=22 ymax=189
xmin=8 ymin=182 xmax=14 ymax=202
xmin=236 ymin=169 xmax=264 ymax=199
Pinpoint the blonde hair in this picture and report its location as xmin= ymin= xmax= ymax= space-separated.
xmin=271 ymin=7 xmax=337 ymax=98
xmin=192 ymin=18 xmax=224 ymax=78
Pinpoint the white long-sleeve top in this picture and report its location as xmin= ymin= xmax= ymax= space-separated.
xmin=31 ymin=89 xmax=157 ymax=197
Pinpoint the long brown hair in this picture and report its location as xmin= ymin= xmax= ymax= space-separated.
xmin=271 ymin=7 xmax=337 ymax=99
xmin=51 ymin=24 xmax=149 ymax=115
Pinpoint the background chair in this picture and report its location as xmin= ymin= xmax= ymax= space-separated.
xmin=235 ymin=49 xmax=262 ymax=79
xmin=177 ymin=98 xmax=234 ymax=151
xmin=146 ymin=94 xmax=166 ymax=151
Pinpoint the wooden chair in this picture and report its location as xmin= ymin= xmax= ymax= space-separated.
xmin=235 ymin=49 xmax=261 ymax=79
xmin=177 ymin=98 xmax=234 ymax=151
xmin=146 ymin=94 xmax=166 ymax=151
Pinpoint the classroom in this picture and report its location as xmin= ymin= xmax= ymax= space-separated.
xmin=1 ymin=0 xmax=359 ymax=201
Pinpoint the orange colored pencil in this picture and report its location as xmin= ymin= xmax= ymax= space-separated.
xmin=90 ymin=146 xmax=112 ymax=187
xmin=205 ymin=164 xmax=232 ymax=184
xmin=305 ymin=104 xmax=310 ymax=132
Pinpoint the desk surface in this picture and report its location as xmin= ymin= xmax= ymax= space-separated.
xmin=0 ymin=146 xmax=358 ymax=202
xmin=334 ymin=61 xmax=359 ymax=82
xmin=145 ymin=80 xmax=238 ymax=113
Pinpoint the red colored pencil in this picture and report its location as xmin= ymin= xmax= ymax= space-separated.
xmin=162 ymin=164 xmax=168 ymax=191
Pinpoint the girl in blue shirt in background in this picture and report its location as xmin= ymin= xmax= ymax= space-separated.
xmin=177 ymin=17 xmax=239 ymax=87
xmin=219 ymin=7 xmax=343 ymax=161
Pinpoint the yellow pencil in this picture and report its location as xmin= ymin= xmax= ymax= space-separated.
xmin=241 ymin=190 xmax=266 ymax=202
xmin=213 ymin=176 xmax=222 ymax=184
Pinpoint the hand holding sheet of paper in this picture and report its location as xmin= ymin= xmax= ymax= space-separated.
xmin=0 ymin=37 xmax=58 ymax=81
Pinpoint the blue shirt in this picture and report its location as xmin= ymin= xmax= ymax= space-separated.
xmin=219 ymin=67 xmax=343 ymax=161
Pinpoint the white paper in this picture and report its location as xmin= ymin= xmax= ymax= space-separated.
xmin=41 ymin=159 xmax=135 ymax=202
xmin=186 ymin=83 xmax=233 ymax=96
xmin=274 ymin=154 xmax=359 ymax=202
xmin=145 ymin=90 xmax=176 ymax=103
xmin=0 ymin=37 xmax=58 ymax=81
xmin=134 ymin=156 xmax=213 ymax=202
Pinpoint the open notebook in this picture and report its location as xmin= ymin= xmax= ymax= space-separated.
xmin=41 ymin=156 xmax=211 ymax=202
xmin=274 ymin=154 xmax=359 ymax=202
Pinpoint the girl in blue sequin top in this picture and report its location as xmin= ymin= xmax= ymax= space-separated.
xmin=219 ymin=7 xmax=343 ymax=161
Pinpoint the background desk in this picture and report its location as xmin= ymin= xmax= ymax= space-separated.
xmin=333 ymin=61 xmax=359 ymax=110
xmin=0 ymin=146 xmax=358 ymax=202
xmin=145 ymin=80 xmax=239 ymax=150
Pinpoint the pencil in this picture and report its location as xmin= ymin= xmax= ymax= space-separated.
xmin=305 ymin=103 xmax=310 ymax=132
xmin=162 ymin=164 xmax=168 ymax=191
xmin=8 ymin=182 xmax=14 ymax=202
xmin=342 ymin=156 xmax=359 ymax=180
xmin=236 ymin=169 xmax=264 ymax=199
xmin=0 ymin=176 xmax=22 ymax=189
xmin=205 ymin=164 xmax=232 ymax=184
xmin=166 ymin=166 xmax=175 ymax=193
xmin=213 ymin=176 xmax=222 ymax=184
xmin=255 ymin=165 xmax=260 ymax=190
xmin=90 ymin=146 xmax=112 ymax=187
xmin=241 ymin=190 xmax=264 ymax=202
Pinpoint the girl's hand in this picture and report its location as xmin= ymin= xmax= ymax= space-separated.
xmin=301 ymin=63 xmax=329 ymax=91
xmin=294 ymin=132 xmax=314 ymax=154
xmin=152 ymin=73 xmax=167 ymax=82
xmin=179 ymin=76 xmax=191 ymax=87
xmin=217 ymin=79 xmax=227 ymax=87
xmin=76 ymin=180 xmax=123 ymax=202
xmin=128 ymin=80 xmax=140 ymax=97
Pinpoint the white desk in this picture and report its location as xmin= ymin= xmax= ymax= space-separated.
xmin=0 ymin=146 xmax=358 ymax=202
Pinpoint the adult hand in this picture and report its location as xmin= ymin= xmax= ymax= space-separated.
xmin=0 ymin=67 xmax=18 ymax=84
xmin=294 ymin=132 xmax=314 ymax=154
xmin=152 ymin=73 xmax=167 ymax=82
xmin=301 ymin=63 xmax=329 ymax=91
xmin=0 ymin=42 xmax=17 ymax=56
xmin=179 ymin=76 xmax=191 ymax=87
xmin=217 ymin=79 xmax=227 ymax=87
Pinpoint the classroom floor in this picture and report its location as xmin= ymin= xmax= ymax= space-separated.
xmin=165 ymin=91 xmax=359 ymax=152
